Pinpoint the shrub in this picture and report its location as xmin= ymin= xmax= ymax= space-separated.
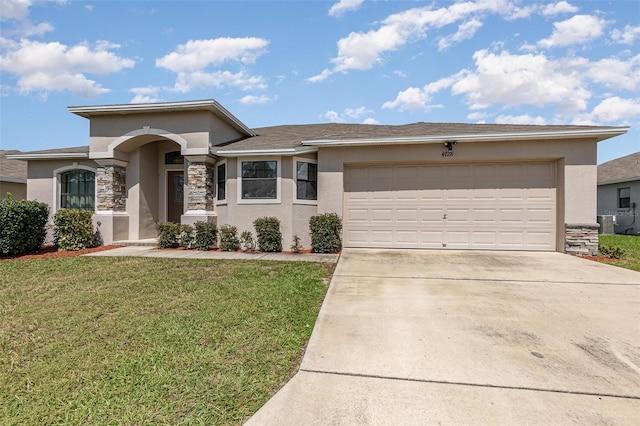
xmin=240 ymin=230 xmax=256 ymax=251
xmin=156 ymin=222 xmax=180 ymax=248
xmin=53 ymin=208 xmax=96 ymax=251
xmin=599 ymin=245 xmax=625 ymax=259
xmin=219 ymin=224 xmax=240 ymax=251
xmin=180 ymin=224 xmax=195 ymax=249
xmin=0 ymin=195 xmax=49 ymax=256
xmin=291 ymin=235 xmax=303 ymax=253
xmin=253 ymin=217 xmax=282 ymax=252
xmin=194 ymin=221 xmax=217 ymax=251
xmin=309 ymin=213 xmax=342 ymax=253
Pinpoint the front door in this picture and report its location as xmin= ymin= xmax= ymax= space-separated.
xmin=167 ymin=171 xmax=184 ymax=223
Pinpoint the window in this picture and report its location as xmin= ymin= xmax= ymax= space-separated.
xmin=241 ymin=160 xmax=277 ymax=199
xmin=217 ymin=162 xmax=226 ymax=202
xmin=60 ymin=170 xmax=95 ymax=210
xmin=296 ymin=160 xmax=317 ymax=202
xmin=618 ymin=187 xmax=631 ymax=209
xmin=164 ymin=151 xmax=184 ymax=164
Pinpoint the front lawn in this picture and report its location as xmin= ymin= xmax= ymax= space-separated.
xmin=0 ymin=257 xmax=333 ymax=424
xmin=598 ymin=235 xmax=640 ymax=272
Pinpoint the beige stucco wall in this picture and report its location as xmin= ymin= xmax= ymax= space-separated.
xmin=0 ymin=181 xmax=26 ymax=200
xmin=215 ymin=156 xmax=318 ymax=249
xmin=88 ymin=110 xmax=245 ymax=159
xmin=317 ymin=137 xmax=599 ymax=252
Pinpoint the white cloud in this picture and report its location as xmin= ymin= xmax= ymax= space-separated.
xmin=495 ymin=114 xmax=547 ymax=125
xmin=328 ymin=0 xmax=364 ymax=17
xmin=156 ymin=37 xmax=269 ymax=93
xmin=438 ymin=18 xmax=483 ymax=51
xmin=156 ymin=37 xmax=269 ymax=73
xmin=383 ymin=73 xmax=462 ymax=111
xmin=308 ymin=0 xmax=513 ymax=82
xmin=129 ymin=87 xmax=163 ymax=104
xmin=537 ymin=15 xmax=606 ymax=48
xmin=467 ymin=112 xmax=488 ymax=121
xmin=0 ymin=39 xmax=134 ymax=97
xmin=586 ymin=54 xmax=640 ymax=91
xmin=363 ymin=117 xmax=380 ymax=124
xmin=172 ymin=70 xmax=266 ymax=93
xmin=239 ymin=94 xmax=271 ymax=104
xmin=452 ymin=49 xmax=591 ymax=113
xmin=0 ymin=0 xmax=33 ymax=21
xmin=322 ymin=110 xmax=345 ymax=123
xmin=611 ymin=25 xmax=640 ymax=45
xmin=345 ymin=106 xmax=372 ymax=118
xmin=589 ymin=96 xmax=640 ymax=123
xmin=542 ymin=1 xmax=578 ymax=16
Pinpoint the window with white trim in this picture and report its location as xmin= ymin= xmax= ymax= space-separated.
xmin=242 ymin=160 xmax=277 ymax=199
xmin=295 ymin=159 xmax=317 ymax=203
xmin=60 ymin=169 xmax=95 ymax=210
xmin=216 ymin=161 xmax=226 ymax=202
xmin=618 ymin=187 xmax=631 ymax=209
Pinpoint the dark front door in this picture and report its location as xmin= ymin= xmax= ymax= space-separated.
xmin=167 ymin=171 xmax=184 ymax=223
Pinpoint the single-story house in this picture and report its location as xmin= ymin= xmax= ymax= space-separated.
xmin=0 ymin=150 xmax=27 ymax=200
xmin=8 ymin=99 xmax=629 ymax=256
xmin=597 ymin=152 xmax=640 ymax=235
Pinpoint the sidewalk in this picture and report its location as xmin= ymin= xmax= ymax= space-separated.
xmin=83 ymin=245 xmax=340 ymax=263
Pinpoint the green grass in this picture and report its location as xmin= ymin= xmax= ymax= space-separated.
xmin=0 ymin=257 xmax=334 ymax=425
xmin=598 ymin=235 xmax=640 ymax=272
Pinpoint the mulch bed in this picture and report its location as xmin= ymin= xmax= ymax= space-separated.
xmin=1 ymin=245 xmax=119 ymax=261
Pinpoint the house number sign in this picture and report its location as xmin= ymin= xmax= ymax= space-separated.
xmin=441 ymin=141 xmax=457 ymax=157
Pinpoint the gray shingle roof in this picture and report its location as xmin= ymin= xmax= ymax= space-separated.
xmin=0 ymin=150 xmax=27 ymax=181
xmin=8 ymin=146 xmax=90 ymax=157
xmin=598 ymin=152 xmax=640 ymax=184
xmin=217 ymin=122 xmax=622 ymax=150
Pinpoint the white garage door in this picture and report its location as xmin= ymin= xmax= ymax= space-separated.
xmin=344 ymin=162 xmax=556 ymax=250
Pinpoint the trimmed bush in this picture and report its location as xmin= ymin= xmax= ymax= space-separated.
xmin=240 ymin=230 xmax=256 ymax=251
xmin=156 ymin=222 xmax=180 ymax=248
xmin=0 ymin=195 xmax=49 ymax=256
xmin=310 ymin=212 xmax=342 ymax=253
xmin=253 ymin=217 xmax=282 ymax=252
xmin=180 ymin=224 xmax=195 ymax=249
xmin=219 ymin=224 xmax=240 ymax=251
xmin=194 ymin=221 xmax=218 ymax=251
xmin=53 ymin=208 xmax=96 ymax=251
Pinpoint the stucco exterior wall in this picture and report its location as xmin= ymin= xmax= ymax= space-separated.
xmin=88 ymin=110 xmax=245 ymax=159
xmin=317 ymin=137 xmax=599 ymax=253
xmin=215 ymin=156 xmax=318 ymax=249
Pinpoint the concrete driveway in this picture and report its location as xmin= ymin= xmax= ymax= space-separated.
xmin=246 ymin=249 xmax=640 ymax=425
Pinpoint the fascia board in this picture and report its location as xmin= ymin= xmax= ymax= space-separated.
xmin=214 ymin=147 xmax=317 ymax=157
xmin=7 ymin=153 xmax=90 ymax=160
xmin=301 ymin=127 xmax=630 ymax=147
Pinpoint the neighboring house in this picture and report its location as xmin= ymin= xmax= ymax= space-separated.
xmin=8 ymin=99 xmax=629 ymax=256
xmin=0 ymin=150 xmax=27 ymax=199
xmin=597 ymin=152 xmax=640 ymax=235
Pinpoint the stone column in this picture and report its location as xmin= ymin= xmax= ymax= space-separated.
xmin=94 ymin=159 xmax=129 ymax=244
xmin=565 ymin=223 xmax=599 ymax=257
xmin=182 ymin=155 xmax=217 ymax=225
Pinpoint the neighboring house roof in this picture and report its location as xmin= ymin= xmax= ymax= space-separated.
xmin=0 ymin=150 xmax=27 ymax=183
xmin=597 ymin=152 xmax=640 ymax=185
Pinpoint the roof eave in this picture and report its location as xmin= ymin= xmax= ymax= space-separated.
xmin=7 ymin=153 xmax=90 ymax=160
xmin=301 ymin=127 xmax=630 ymax=147
xmin=214 ymin=147 xmax=317 ymax=157
xmin=597 ymin=177 xmax=640 ymax=186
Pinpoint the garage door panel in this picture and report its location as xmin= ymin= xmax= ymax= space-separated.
xmin=344 ymin=162 xmax=556 ymax=250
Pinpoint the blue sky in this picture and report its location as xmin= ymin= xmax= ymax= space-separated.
xmin=1 ymin=0 xmax=638 ymax=164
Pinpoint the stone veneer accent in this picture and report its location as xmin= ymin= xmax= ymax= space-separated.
xmin=96 ymin=165 xmax=126 ymax=211
xmin=565 ymin=223 xmax=599 ymax=257
xmin=186 ymin=160 xmax=215 ymax=211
